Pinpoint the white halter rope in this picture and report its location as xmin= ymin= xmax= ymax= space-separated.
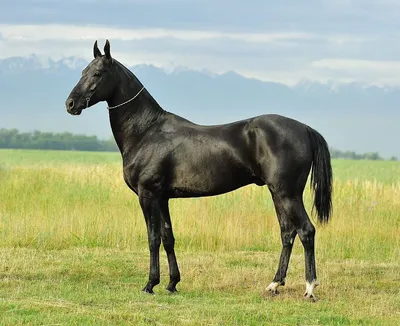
xmin=107 ymin=86 xmax=145 ymax=110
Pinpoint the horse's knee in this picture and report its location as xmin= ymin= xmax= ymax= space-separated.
xmin=149 ymin=234 xmax=161 ymax=252
xmin=281 ymin=230 xmax=296 ymax=247
xmin=162 ymin=236 xmax=175 ymax=252
xmin=298 ymin=224 xmax=315 ymax=248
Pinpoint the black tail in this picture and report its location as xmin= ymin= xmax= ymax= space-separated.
xmin=306 ymin=126 xmax=333 ymax=224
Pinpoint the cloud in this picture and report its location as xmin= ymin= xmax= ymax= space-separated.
xmin=311 ymin=59 xmax=400 ymax=85
xmin=3 ymin=0 xmax=400 ymax=34
xmin=1 ymin=22 xmax=400 ymax=86
xmin=312 ymin=58 xmax=400 ymax=72
xmin=0 ymin=24 xmax=313 ymax=43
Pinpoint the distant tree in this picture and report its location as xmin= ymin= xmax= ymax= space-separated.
xmin=329 ymin=147 xmax=389 ymax=161
xmin=363 ymin=152 xmax=382 ymax=160
xmin=0 ymin=128 xmax=118 ymax=152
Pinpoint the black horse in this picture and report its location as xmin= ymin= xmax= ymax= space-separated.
xmin=65 ymin=40 xmax=333 ymax=300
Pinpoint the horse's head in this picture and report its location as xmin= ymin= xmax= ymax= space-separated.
xmin=65 ymin=40 xmax=117 ymax=115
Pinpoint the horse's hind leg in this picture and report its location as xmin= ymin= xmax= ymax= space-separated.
xmin=294 ymin=202 xmax=319 ymax=300
xmin=267 ymin=192 xmax=319 ymax=300
xmin=266 ymin=193 xmax=297 ymax=295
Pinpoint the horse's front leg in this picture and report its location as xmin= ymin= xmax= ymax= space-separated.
xmin=139 ymin=189 xmax=162 ymax=294
xmin=160 ymin=199 xmax=181 ymax=293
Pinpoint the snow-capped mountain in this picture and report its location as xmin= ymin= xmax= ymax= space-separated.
xmin=0 ymin=55 xmax=399 ymax=157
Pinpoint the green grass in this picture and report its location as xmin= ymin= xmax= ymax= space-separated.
xmin=0 ymin=149 xmax=120 ymax=167
xmin=0 ymin=149 xmax=399 ymax=325
xmin=331 ymin=159 xmax=400 ymax=184
xmin=1 ymin=248 xmax=399 ymax=325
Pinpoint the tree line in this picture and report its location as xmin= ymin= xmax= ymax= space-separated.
xmin=0 ymin=128 xmax=397 ymax=160
xmin=0 ymin=129 xmax=118 ymax=152
xmin=329 ymin=148 xmax=396 ymax=161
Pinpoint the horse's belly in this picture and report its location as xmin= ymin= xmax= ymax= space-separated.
xmin=168 ymin=157 xmax=254 ymax=197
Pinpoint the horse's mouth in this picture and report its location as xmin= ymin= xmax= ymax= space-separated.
xmin=71 ymin=109 xmax=82 ymax=116
xmin=68 ymin=107 xmax=83 ymax=116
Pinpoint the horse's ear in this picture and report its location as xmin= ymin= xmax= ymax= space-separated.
xmin=93 ymin=40 xmax=102 ymax=58
xmin=104 ymin=39 xmax=112 ymax=59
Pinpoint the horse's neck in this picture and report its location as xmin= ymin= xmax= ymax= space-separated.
xmin=108 ymin=69 xmax=166 ymax=156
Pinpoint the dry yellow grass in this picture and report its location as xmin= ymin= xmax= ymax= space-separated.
xmin=0 ymin=162 xmax=399 ymax=262
xmin=0 ymin=151 xmax=400 ymax=324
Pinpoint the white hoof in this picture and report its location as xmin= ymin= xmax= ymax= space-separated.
xmin=266 ymin=281 xmax=281 ymax=295
xmin=304 ymin=280 xmax=320 ymax=301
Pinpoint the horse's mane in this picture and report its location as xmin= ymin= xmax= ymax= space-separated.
xmin=113 ymin=59 xmax=143 ymax=87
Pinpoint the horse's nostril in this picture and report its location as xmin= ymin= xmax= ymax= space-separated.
xmin=67 ymin=98 xmax=74 ymax=109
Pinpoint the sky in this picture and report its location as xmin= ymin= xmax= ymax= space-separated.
xmin=1 ymin=0 xmax=400 ymax=86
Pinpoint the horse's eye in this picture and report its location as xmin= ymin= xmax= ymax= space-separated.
xmin=94 ymin=71 xmax=101 ymax=77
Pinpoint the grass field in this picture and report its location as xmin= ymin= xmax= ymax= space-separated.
xmin=0 ymin=149 xmax=399 ymax=325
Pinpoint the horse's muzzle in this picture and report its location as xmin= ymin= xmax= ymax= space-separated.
xmin=66 ymin=98 xmax=82 ymax=115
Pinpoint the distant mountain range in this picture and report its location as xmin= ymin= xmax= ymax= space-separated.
xmin=0 ymin=55 xmax=399 ymax=158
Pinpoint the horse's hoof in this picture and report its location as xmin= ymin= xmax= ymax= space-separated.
xmin=142 ymin=286 xmax=155 ymax=294
xmin=303 ymin=280 xmax=319 ymax=302
xmin=166 ymin=284 xmax=178 ymax=293
xmin=265 ymin=282 xmax=280 ymax=296
xmin=167 ymin=287 xmax=178 ymax=294
xmin=303 ymin=292 xmax=319 ymax=302
xmin=268 ymin=289 xmax=279 ymax=296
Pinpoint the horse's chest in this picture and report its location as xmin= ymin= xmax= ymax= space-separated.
xmin=122 ymin=164 xmax=140 ymax=195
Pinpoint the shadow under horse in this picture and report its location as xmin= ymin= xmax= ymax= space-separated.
xmin=65 ymin=40 xmax=333 ymax=300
